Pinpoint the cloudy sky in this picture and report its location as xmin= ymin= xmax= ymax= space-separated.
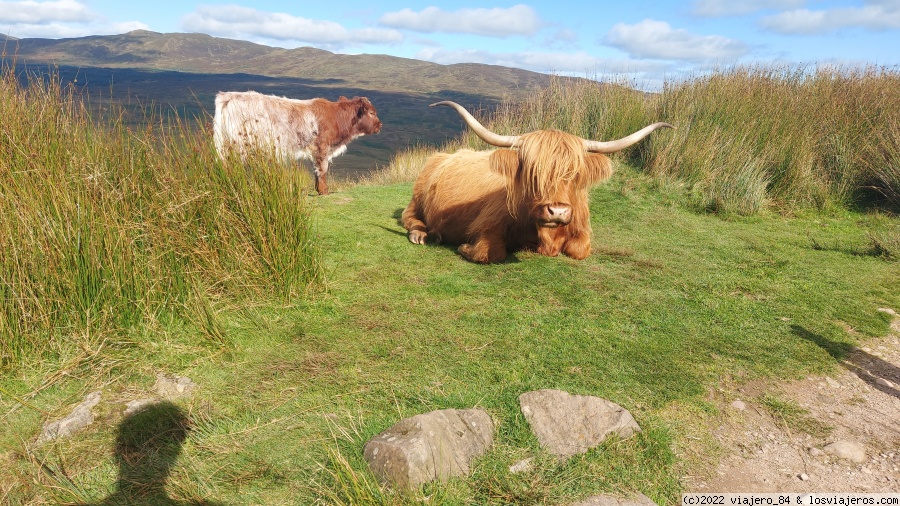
xmin=2 ymin=0 xmax=899 ymax=88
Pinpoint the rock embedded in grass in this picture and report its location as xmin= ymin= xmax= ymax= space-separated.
xmin=37 ymin=391 xmax=102 ymax=443
xmin=363 ymin=408 xmax=494 ymax=489
xmin=519 ymin=389 xmax=641 ymax=460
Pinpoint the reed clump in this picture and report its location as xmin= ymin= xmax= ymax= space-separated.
xmin=0 ymin=66 xmax=322 ymax=368
xmin=649 ymin=66 xmax=900 ymax=214
xmin=377 ymin=66 xmax=900 ymax=217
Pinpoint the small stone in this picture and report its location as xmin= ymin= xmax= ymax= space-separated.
xmin=124 ymin=399 xmax=156 ymax=416
xmin=825 ymin=377 xmax=841 ymax=389
xmin=875 ymin=377 xmax=896 ymax=389
xmin=154 ymin=373 xmax=197 ymax=399
xmin=731 ymin=400 xmax=747 ymax=411
xmin=824 ymin=441 xmax=867 ymax=463
xmin=799 ymin=473 xmax=809 ymax=481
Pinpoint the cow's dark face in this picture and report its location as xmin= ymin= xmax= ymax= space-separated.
xmin=352 ymin=97 xmax=382 ymax=135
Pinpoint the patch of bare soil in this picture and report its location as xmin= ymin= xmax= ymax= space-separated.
xmin=687 ymin=309 xmax=900 ymax=493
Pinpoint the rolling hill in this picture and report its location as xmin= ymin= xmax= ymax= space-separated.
xmin=6 ymin=30 xmax=554 ymax=96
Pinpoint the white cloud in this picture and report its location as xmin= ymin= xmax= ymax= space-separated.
xmin=3 ymin=21 xmax=147 ymax=39
xmin=181 ymin=5 xmax=403 ymax=46
xmin=693 ymin=0 xmax=804 ymax=17
xmin=761 ymin=1 xmax=900 ymax=34
xmin=0 ymin=0 xmax=148 ymax=39
xmin=603 ymin=19 xmax=749 ymax=61
xmin=379 ymin=4 xmax=541 ymax=37
xmin=0 ymin=0 xmax=92 ymax=24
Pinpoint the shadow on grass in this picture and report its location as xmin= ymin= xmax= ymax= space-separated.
xmin=78 ymin=401 xmax=221 ymax=506
xmin=792 ymin=324 xmax=900 ymax=401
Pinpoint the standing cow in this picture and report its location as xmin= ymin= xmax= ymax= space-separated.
xmin=213 ymin=91 xmax=382 ymax=195
xmin=401 ymin=101 xmax=672 ymax=263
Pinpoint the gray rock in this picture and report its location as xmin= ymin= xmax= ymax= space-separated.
xmin=824 ymin=441 xmax=867 ymax=463
xmin=38 ymin=391 xmax=102 ymax=443
xmin=363 ymin=408 xmax=494 ymax=489
xmin=124 ymin=398 xmax=157 ymax=416
xmin=519 ymin=389 xmax=641 ymax=459
xmin=731 ymin=400 xmax=747 ymax=411
xmin=154 ymin=373 xmax=196 ymax=399
xmin=571 ymin=492 xmax=657 ymax=506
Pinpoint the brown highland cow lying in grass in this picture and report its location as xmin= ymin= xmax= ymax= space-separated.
xmin=401 ymin=101 xmax=672 ymax=263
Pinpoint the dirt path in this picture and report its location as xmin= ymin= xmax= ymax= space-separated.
xmin=687 ymin=309 xmax=900 ymax=493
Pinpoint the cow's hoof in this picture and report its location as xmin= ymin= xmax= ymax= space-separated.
xmin=409 ymin=230 xmax=427 ymax=245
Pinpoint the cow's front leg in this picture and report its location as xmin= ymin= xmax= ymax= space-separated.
xmin=314 ymin=158 xmax=329 ymax=195
xmin=400 ymin=199 xmax=428 ymax=244
xmin=458 ymin=234 xmax=507 ymax=263
xmin=562 ymin=232 xmax=591 ymax=260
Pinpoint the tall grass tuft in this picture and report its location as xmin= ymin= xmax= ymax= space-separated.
xmin=0 ymin=65 xmax=322 ymax=368
xmin=374 ymin=66 xmax=899 ymax=216
xmin=649 ymin=66 xmax=900 ymax=213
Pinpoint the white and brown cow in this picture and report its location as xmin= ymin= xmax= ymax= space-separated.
xmin=213 ymin=91 xmax=382 ymax=194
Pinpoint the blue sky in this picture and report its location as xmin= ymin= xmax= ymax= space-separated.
xmin=2 ymin=0 xmax=899 ymax=88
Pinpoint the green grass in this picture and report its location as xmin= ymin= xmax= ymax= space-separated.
xmin=3 ymin=176 xmax=897 ymax=505
xmin=0 ymin=65 xmax=322 ymax=367
xmin=2 ymin=65 xmax=899 ymax=505
xmin=759 ymin=394 xmax=833 ymax=439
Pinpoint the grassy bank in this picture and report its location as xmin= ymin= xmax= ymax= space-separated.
xmin=4 ymin=178 xmax=898 ymax=504
xmin=1 ymin=65 xmax=899 ymax=504
xmin=0 ymin=66 xmax=322 ymax=368
xmin=373 ymin=66 xmax=900 ymax=218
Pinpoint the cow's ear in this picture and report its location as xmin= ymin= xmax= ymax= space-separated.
xmin=489 ymin=149 xmax=520 ymax=179
xmin=581 ymin=154 xmax=613 ymax=185
xmin=355 ymin=99 xmax=368 ymax=117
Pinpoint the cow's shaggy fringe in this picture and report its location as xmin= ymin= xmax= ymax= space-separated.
xmin=0 ymin=65 xmax=322 ymax=369
xmin=509 ymin=130 xmax=583 ymax=216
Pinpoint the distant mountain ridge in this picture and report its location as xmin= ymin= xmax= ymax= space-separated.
xmin=6 ymin=30 xmax=555 ymax=99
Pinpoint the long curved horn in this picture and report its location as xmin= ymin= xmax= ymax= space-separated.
xmin=430 ymin=101 xmax=519 ymax=147
xmin=583 ymin=122 xmax=674 ymax=153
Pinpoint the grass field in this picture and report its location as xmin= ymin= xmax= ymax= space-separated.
xmin=1 ymin=64 xmax=899 ymax=505
xmin=3 ymin=175 xmax=898 ymax=504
